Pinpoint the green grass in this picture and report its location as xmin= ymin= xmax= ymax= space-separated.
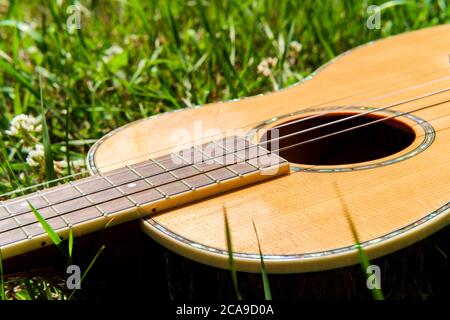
xmin=0 ymin=0 xmax=448 ymax=300
xmin=0 ymin=203 xmax=105 ymax=300
xmin=0 ymin=0 xmax=448 ymax=190
xmin=223 ymin=206 xmax=242 ymax=300
xmin=335 ymin=182 xmax=385 ymax=300
xmin=252 ymin=220 xmax=272 ymax=300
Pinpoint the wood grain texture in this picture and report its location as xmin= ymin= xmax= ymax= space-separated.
xmin=90 ymin=25 xmax=450 ymax=273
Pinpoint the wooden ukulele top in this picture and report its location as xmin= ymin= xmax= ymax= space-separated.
xmin=90 ymin=24 xmax=450 ymax=273
xmin=2 ymin=25 xmax=449 ymax=274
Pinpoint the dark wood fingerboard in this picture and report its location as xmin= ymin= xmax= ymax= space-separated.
xmin=0 ymin=136 xmax=289 ymax=259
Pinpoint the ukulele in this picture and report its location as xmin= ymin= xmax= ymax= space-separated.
xmin=1 ymin=24 xmax=449 ymax=275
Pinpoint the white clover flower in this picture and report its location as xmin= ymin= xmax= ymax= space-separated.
xmin=289 ymin=41 xmax=302 ymax=54
xmin=27 ymin=46 xmax=39 ymax=54
xmin=257 ymin=57 xmax=278 ymax=77
xmin=124 ymin=34 xmax=140 ymax=46
xmin=55 ymin=159 xmax=85 ymax=173
xmin=26 ymin=144 xmax=45 ymax=167
xmin=287 ymin=41 xmax=302 ymax=66
xmin=102 ymin=45 xmax=124 ymax=63
xmin=6 ymin=114 xmax=41 ymax=137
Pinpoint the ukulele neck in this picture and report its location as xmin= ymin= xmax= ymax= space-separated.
xmin=0 ymin=136 xmax=289 ymax=259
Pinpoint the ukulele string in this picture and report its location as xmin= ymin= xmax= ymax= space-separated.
xmin=257 ymin=86 xmax=450 ymax=149
xmin=1 ymin=102 xmax=450 ymax=235
xmin=274 ymin=98 xmax=450 ymax=154
xmin=258 ymin=75 xmax=450 ymax=133
xmin=1 ymin=73 xmax=449 ymax=202
xmin=1 ymin=113 xmax=450 ymax=236
xmin=28 ymin=67 xmax=448 ymax=182
xmin=1 ymin=97 xmax=450 ymax=228
xmin=1 ymin=68 xmax=450 ymax=201
xmin=274 ymin=113 xmax=450 ymax=174
xmin=89 ymin=69 xmax=450 ymax=173
xmin=4 ymin=68 xmax=449 ymax=191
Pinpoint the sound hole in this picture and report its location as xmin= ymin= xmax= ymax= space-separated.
xmin=261 ymin=113 xmax=416 ymax=166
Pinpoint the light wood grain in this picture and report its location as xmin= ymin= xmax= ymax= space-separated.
xmin=91 ymin=25 xmax=450 ymax=273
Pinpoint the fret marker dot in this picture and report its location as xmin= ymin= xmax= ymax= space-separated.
xmin=21 ymin=202 xmax=28 ymax=207
xmin=127 ymin=183 xmax=137 ymax=188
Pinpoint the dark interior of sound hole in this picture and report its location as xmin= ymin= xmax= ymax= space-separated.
xmin=260 ymin=113 xmax=416 ymax=166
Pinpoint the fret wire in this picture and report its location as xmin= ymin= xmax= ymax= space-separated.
xmin=1 ymin=159 xmax=161 ymax=209
xmin=191 ymin=146 xmax=223 ymax=183
xmin=1 ymin=200 xmax=32 ymax=240
xmin=2 ymin=139 xmax=251 ymax=210
xmin=215 ymin=139 xmax=244 ymax=160
xmin=4 ymin=136 xmax=270 ymax=212
xmin=0 ymin=144 xmax=277 ymax=235
xmin=125 ymin=165 xmax=167 ymax=197
xmin=125 ymin=165 xmax=155 ymax=187
xmin=213 ymin=139 xmax=261 ymax=171
xmin=157 ymin=158 xmax=195 ymax=191
xmin=0 ymin=138 xmax=272 ymax=226
xmin=102 ymin=173 xmax=141 ymax=207
xmin=199 ymin=142 xmax=242 ymax=178
xmin=69 ymin=181 xmax=106 ymax=217
xmin=37 ymin=190 xmax=52 ymax=205
xmin=221 ymin=138 xmax=285 ymax=171
xmin=38 ymin=190 xmax=71 ymax=227
xmin=38 ymin=189 xmax=70 ymax=232
xmin=148 ymin=158 xmax=174 ymax=198
xmin=211 ymin=140 xmax=242 ymax=176
xmin=147 ymin=159 xmax=168 ymax=199
xmin=170 ymin=153 xmax=210 ymax=190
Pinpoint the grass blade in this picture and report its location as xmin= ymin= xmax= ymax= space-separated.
xmin=163 ymin=1 xmax=181 ymax=49
xmin=223 ymin=206 xmax=242 ymax=300
xmin=128 ymin=0 xmax=155 ymax=44
xmin=67 ymin=226 xmax=73 ymax=267
xmin=196 ymin=0 xmax=248 ymax=97
xmin=23 ymin=279 xmax=37 ymax=300
xmin=39 ymin=75 xmax=56 ymax=183
xmin=68 ymin=226 xmax=73 ymax=257
xmin=334 ymin=182 xmax=385 ymax=300
xmin=0 ymin=20 xmax=44 ymax=43
xmin=312 ymin=18 xmax=335 ymax=60
xmin=278 ymin=20 xmax=296 ymax=87
xmin=0 ymin=135 xmax=21 ymax=189
xmin=252 ymin=220 xmax=272 ymax=300
xmin=64 ymin=100 xmax=72 ymax=176
xmin=68 ymin=245 xmax=105 ymax=300
xmin=0 ymin=59 xmax=38 ymax=98
xmin=27 ymin=201 xmax=61 ymax=247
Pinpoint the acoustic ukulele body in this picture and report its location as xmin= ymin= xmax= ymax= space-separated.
xmin=87 ymin=24 xmax=450 ymax=274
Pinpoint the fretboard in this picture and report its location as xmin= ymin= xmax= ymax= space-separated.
xmin=0 ymin=136 xmax=289 ymax=259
